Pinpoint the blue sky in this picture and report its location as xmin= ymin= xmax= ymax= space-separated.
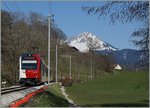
xmin=2 ymin=1 xmax=142 ymax=50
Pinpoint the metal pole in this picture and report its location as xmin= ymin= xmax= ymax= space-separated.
xmin=70 ymin=55 xmax=72 ymax=78
xmin=90 ymin=60 xmax=92 ymax=80
xmin=77 ymin=56 xmax=79 ymax=80
xmin=48 ymin=16 xmax=51 ymax=84
xmin=55 ymin=45 xmax=58 ymax=83
xmin=77 ymin=63 xmax=79 ymax=80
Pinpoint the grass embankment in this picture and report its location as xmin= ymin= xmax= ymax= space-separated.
xmin=23 ymin=84 xmax=70 ymax=107
xmin=66 ymin=71 xmax=149 ymax=107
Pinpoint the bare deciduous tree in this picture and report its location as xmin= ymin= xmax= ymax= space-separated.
xmin=82 ymin=1 xmax=149 ymax=68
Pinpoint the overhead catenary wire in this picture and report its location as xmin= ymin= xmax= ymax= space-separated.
xmin=3 ymin=1 xmax=17 ymax=20
xmin=2 ymin=1 xmax=30 ymax=30
xmin=2 ymin=1 xmax=105 ymax=82
xmin=2 ymin=1 xmax=47 ymax=85
xmin=2 ymin=1 xmax=48 ymax=44
xmin=13 ymin=1 xmax=30 ymax=22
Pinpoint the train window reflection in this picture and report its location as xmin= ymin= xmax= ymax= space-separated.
xmin=22 ymin=63 xmax=37 ymax=69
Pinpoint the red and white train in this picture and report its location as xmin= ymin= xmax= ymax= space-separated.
xmin=19 ymin=53 xmax=48 ymax=85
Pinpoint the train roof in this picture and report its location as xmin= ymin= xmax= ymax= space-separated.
xmin=21 ymin=53 xmax=41 ymax=59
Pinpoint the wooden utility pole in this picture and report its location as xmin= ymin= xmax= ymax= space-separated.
xmin=48 ymin=15 xmax=51 ymax=84
xmin=69 ymin=55 xmax=72 ymax=78
xmin=55 ymin=45 xmax=58 ymax=83
xmin=90 ymin=60 xmax=93 ymax=80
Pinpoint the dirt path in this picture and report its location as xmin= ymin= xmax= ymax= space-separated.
xmin=60 ymin=86 xmax=78 ymax=107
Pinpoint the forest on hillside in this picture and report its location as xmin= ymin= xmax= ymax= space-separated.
xmin=1 ymin=10 xmax=114 ymax=86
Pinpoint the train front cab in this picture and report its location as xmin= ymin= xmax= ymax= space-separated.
xmin=19 ymin=54 xmax=41 ymax=86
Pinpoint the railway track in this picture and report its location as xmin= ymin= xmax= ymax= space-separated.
xmin=1 ymin=81 xmax=52 ymax=95
xmin=1 ymin=86 xmax=28 ymax=95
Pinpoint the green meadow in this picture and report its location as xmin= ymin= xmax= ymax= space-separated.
xmin=66 ymin=71 xmax=149 ymax=107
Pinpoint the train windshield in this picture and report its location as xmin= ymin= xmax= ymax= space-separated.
xmin=22 ymin=60 xmax=37 ymax=69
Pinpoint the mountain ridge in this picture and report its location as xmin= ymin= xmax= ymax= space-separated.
xmin=67 ymin=32 xmax=118 ymax=53
xmin=95 ymin=49 xmax=141 ymax=69
xmin=66 ymin=32 xmax=143 ymax=69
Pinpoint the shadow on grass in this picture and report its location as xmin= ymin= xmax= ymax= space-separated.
xmin=142 ymin=100 xmax=149 ymax=103
xmin=82 ymin=102 xmax=149 ymax=107
xmin=40 ymin=91 xmax=70 ymax=107
xmin=23 ymin=91 xmax=70 ymax=107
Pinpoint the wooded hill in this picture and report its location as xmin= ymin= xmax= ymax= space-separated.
xmin=1 ymin=10 xmax=114 ymax=86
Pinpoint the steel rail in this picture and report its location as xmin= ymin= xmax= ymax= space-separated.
xmin=1 ymin=86 xmax=21 ymax=91
xmin=1 ymin=86 xmax=28 ymax=95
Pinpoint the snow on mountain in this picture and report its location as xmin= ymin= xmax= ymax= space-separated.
xmin=68 ymin=32 xmax=118 ymax=53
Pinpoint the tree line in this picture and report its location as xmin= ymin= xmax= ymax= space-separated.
xmin=2 ymin=10 xmax=115 ymax=86
xmin=1 ymin=10 xmax=66 ymax=85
